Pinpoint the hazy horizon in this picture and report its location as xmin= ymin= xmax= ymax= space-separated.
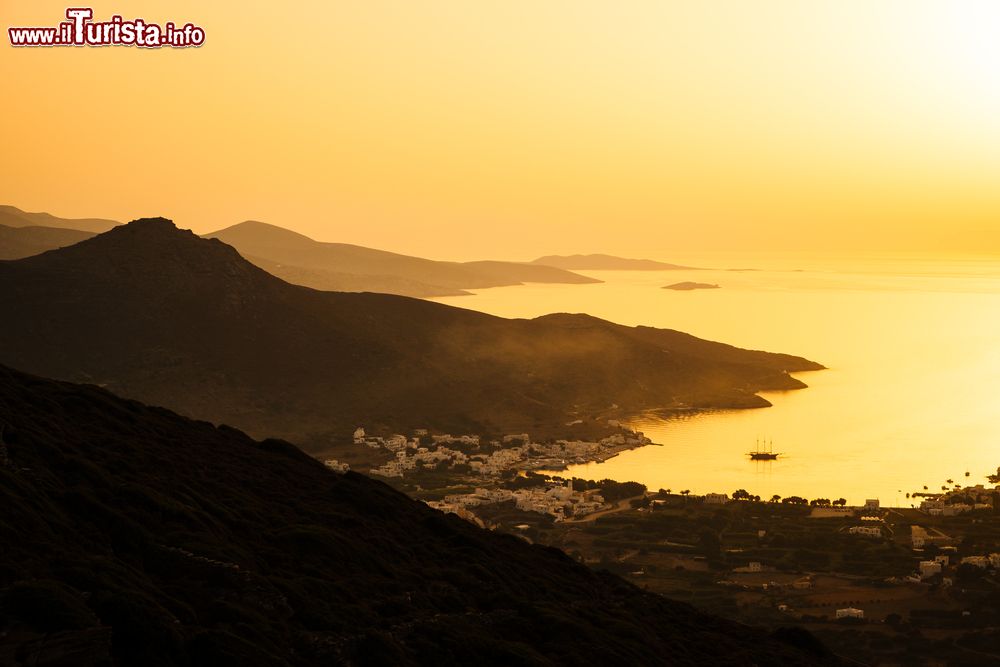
xmin=3 ymin=1 xmax=999 ymax=260
xmin=7 ymin=203 xmax=1000 ymax=265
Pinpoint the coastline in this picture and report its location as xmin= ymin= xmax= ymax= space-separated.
xmin=528 ymin=439 xmax=662 ymax=473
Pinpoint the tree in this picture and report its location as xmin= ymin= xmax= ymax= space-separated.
xmin=598 ymin=479 xmax=646 ymax=502
xmin=698 ymin=529 xmax=721 ymax=558
xmin=956 ymin=563 xmax=986 ymax=583
xmin=770 ymin=494 xmax=781 ymax=503
xmin=732 ymin=489 xmax=751 ymax=501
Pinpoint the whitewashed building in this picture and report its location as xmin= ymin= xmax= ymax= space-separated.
xmin=919 ymin=560 xmax=943 ymax=579
xmin=323 ymin=459 xmax=350 ymax=473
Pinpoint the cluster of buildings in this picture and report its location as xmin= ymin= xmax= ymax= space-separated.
xmin=425 ymin=480 xmax=608 ymax=522
xmin=355 ymin=427 xmax=478 ymax=478
xmin=909 ymin=552 xmax=1000 ymax=584
xmin=519 ymin=433 xmax=652 ymax=467
xmin=898 ymin=538 xmax=1000 ymax=584
xmin=368 ymin=439 xmax=515 ymax=478
xmin=357 ymin=426 xmax=652 ymax=480
xmin=918 ymin=484 xmax=996 ymax=516
xmin=354 ymin=428 xmax=414 ymax=450
xmin=371 ymin=446 xmax=466 ymax=477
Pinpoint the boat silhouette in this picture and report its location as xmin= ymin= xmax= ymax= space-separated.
xmin=748 ymin=438 xmax=781 ymax=460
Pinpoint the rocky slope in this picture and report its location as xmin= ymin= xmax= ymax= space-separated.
xmin=0 ymin=365 xmax=836 ymax=666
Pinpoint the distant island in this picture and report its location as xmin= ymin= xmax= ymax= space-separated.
xmin=532 ymin=253 xmax=699 ymax=270
xmin=663 ymin=281 xmax=720 ymax=291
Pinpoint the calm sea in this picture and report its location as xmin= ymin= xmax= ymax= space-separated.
xmin=431 ymin=254 xmax=1000 ymax=506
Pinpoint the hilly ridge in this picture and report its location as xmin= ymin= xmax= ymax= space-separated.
xmin=0 ymin=364 xmax=836 ymax=666
xmin=0 ymin=204 xmax=119 ymax=234
xmin=0 ymin=208 xmax=598 ymax=298
xmin=0 ymin=223 xmax=94 ymax=260
xmin=0 ymin=218 xmax=822 ymax=454
xmin=206 ymin=221 xmax=600 ymax=297
xmin=245 ymin=254 xmax=472 ymax=297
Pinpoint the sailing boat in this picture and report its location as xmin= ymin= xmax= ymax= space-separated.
xmin=748 ymin=438 xmax=780 ymax=460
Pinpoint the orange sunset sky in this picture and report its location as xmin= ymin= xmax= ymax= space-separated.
xmin=1 ymin=1 xmax=998 ymax=260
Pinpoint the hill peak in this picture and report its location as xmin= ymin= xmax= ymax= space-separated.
xmin=207 ymin=220 xmax=317 ymax=244
xmin=78 ymin=217 xmax=240 ymax=258
xmin=120 ymin=215 xmax=176 ymax=229
xmin=99 ymin=216 xmax=187 ymax=240
xmin=92 ymin=216 xmax=223 ymax=246
xmin=9 ymin=216 xmax=270 ymax=295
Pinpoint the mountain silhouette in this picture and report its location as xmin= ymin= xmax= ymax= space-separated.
xmin=242 ymin=254 xmax=471 ymax=298
xmin=0 ymin=204 xmax=119 ymax=234
xmin=0 ymin=210 xmax=598 ymax=298
xmin=0 ymin=364 xmax=836 ymax=666
xmin=0 ymin=223 xmax=94 ymax=260
xmin=0 ymin=218 xmax=822 ymax=453
xmin=206 ymin=220 xmax=600 ymax=295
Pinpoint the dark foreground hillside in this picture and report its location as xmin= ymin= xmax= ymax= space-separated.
xmin=0 ymin=366 xmax=835 ymax=666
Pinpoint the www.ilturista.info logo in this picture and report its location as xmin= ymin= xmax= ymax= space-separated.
xmin=8 ymin=8 xmax=205 ymax=48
